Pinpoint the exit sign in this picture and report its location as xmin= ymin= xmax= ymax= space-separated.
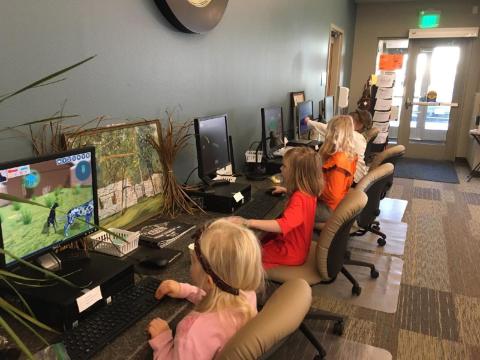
xmin=419 ymin=10 xmax=441 ymax=28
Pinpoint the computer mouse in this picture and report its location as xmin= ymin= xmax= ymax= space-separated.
xmin=140 ymin=257 xmax=169 ymax=269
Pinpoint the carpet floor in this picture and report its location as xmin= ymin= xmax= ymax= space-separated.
xmin=273 ymin=163 xmax=480 ymax=359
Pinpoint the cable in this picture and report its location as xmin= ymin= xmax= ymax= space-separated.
xmin=183 ymin=166 xmax=198 ymax=185
xmin=248 ymin=140 xmax=261 ymax=150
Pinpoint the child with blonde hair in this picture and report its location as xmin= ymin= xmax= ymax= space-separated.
xmin=229 ymin=147 xmax=323 ymax=269
xmin=147 ymin=219 xmax=264 ymax=359
xmin=316 ymin=115 xmax=357 ymax=222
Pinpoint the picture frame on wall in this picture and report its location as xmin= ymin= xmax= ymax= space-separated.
xmin=62 ymin=120 xmax=163 ymax=229
xmin=290 ymin=91 xmax=306 ymax=109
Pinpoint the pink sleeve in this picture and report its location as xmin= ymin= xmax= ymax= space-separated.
xmin=275 ymin=193 xmax=304 ymax=235
xmin=149 ymin=329 xmax=174 ymax=360
xmin=178 ymin=283 xmax=206 ymax=304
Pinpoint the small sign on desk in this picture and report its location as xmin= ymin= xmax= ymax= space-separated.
xmin=76 ymin=286 xmax=102 ymax=313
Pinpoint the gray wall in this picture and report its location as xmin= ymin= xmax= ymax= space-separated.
xmin=350 ymin=0 xmax=480 ymax=157
xmin=0 ymin=0 xmax=356 ymax=181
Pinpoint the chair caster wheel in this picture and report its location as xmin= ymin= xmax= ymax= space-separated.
xmin=372 ymin=224 xmax=380 ymax=231
xmin=370 ymin=269 xmax=379 ymax=279
xmin=377 ymin=238 xmax=386 ymax=246
xmin=333 ymin=320 xmax=344 ymax=336
xmin=313 ymin=353 xmax=326 ymax=360
xmin=352 ymin=285 xmax=362 ymax=296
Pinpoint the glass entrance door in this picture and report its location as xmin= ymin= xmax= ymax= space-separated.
xmin=397 ymin=38 xmax=467 ymax=160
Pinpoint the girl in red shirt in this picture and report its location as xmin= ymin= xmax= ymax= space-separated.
xmin=229 ymin=147 xmax=323 ymax=269
xmin=316 ymin=115 xmax=357 ymax=223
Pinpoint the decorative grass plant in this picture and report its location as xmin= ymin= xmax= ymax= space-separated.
xmin=147 ymin=114 xmax=204 ymax=217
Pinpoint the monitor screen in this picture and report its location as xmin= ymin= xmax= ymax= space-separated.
xmin=194 ymin=114 xmax=231 ymax=182
xmin=297 ymin=100 xmax=314 ymax=137
xmin=0 ymin=147 xmax=99 ymax=268
xmin=261 ymin=106 xmax=284 ymax=153
xmin=324 ymin=96 xmax=334 ymax=122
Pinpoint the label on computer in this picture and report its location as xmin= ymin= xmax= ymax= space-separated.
xmin=233 ymin=192 xmax=244 ymax=203
xmin=76 ymin=286 xmax=103 ymax=313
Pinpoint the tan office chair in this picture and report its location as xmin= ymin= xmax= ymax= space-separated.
xmin=351 ymin=162 xmax=394 ymax=247
xmin=217 ymin=279 xmax=312 ymax=360
xmin=369 ymin=144 xmax=405 ymax=171
xmin=265 ymin=190 xmax=367 ymax=358
xmin=363 ymin=127 xmax=380 ymax=164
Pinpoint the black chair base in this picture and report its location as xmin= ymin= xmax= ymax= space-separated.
xmin=351 ymin=223 xmax=387 ymax=247
xmin=344 ymin=251 xmax=380 ymax=279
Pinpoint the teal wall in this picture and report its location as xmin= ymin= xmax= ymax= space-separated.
xmin=0 ymin=0 xmax=355 ymax=180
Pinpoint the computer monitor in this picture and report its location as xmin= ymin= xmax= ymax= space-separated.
xmin=0 ymin=147 xmax=99 ymax=268
xmin=324 ymin=95 xmax=334 ymax=122
xmin=194 ymin=114 xmax=231 ymax=185
xmin=261 ymin=106 xmax=284 ymax=155
xmin=297 ymin=100 xmax=314 ymax=138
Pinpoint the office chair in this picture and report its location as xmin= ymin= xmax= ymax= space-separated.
xmin=369 ymin=144 xmax=406 ymax=171
xmin=217 ymin=279 xmax=312 ymax=360
xmin=265 ymin=190 xmax=368 ymax=358
xmin=350 ymin=162 xmax=394 ymax=251
xmin=363 ymin=127 xmax=380 ymax=164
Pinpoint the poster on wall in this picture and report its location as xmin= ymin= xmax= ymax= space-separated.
xmin=379 ymin=54 xmax=404 ymax=71
xmin=63 ymin=120 xmax=163 ymax=229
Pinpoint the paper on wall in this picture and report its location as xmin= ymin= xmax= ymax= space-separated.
xmin=374 ymin=98 xmax=392 ymax=111
xmin=372 ymin=121 xmax=390 ymax=133
xmin=376 ymin=87 xmax=394 ymax=99
xmin=376 ymin=73 xmax=395 ymax=88
xmin=373 ymin=111 xmax=391 ymax=123
xmin=373 ymin=132 xmax=389 ymax=144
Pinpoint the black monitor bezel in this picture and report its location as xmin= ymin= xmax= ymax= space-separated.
xmin=261 ymin=106 xmax=284 ymax=155
xmin=0 ymin=146 xmax=99 ymax=269
xmin=194 ymin=114 xmax=231 ymax=183
xmin=297 ymin=100 xmax=314 ymax=137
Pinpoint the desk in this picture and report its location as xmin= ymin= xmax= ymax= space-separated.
xmin=18 ymin=180 xmax=283 ymax=359
xmin=467 ymin=131 xmax=480 ymax=182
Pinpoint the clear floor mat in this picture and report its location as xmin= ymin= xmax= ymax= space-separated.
xmin=273 ymin=331 xmax=392 ymax=360
xmin=378 ymin=198 xmax=408 ymax=222
xmin=313 ymin=251 xmax=403 ymax=314
xmin=349 ymin=219 xmax=408 ymax=256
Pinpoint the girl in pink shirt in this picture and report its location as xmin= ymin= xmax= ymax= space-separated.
xmin=147 ymin=219 xmax=264 ymax=360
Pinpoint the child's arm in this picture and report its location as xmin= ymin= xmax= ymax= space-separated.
xmin=155 ymin=280 xmax=206 ymax=305
xmin=228 ymin=192 xmax=303 ymax=234
xmin=306 ymin=118 xmax=327 ymax=136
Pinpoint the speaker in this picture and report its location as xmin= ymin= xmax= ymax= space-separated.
xmin=338 ymin=86 xmax=349 ymax=108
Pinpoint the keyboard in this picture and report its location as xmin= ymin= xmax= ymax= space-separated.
xmin=235 ymin=192 xmax=283 ymax=219
xmin=62 ymin=277 xmax=161 ymax=360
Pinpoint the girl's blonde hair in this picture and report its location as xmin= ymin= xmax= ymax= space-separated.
xmin=195 ymin=219 xmax=264 ymax=329
xmin=320 ymin=115 xmax=356 ymax=161
xmin=283 ymin=147 xmax=323 ymax=196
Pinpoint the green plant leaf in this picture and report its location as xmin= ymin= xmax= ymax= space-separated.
xmin=0 ymin=115 xmax=79 ymax=134
xmin=0 ymin=55 xmax=96 ymax=104
xmin=1 ymin=276 xmax=35 ymax=318
xmin=0 ymin=315 xmax=35 ymax=360
xmin=1 ymin=300 xmax=50 ymax=346
xmin=0 ymin=297 xmax=59 ymax=334
xmin=0 ymin=248 xmax=90 ymax=288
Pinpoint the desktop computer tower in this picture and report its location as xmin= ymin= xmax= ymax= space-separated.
xmin=187 ymin=182 xmax=251 ymax=213
xmin=8 ymin=252 xmax=135 ymax=330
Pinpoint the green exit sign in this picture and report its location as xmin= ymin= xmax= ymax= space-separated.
xmin=419 ymin=10 xmax=441 ymax=28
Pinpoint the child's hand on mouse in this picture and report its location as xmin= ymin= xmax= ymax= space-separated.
xmin=155 ymin=279 xmax=182 ymax=300
xmin=148 ymin=318 xmax=170 ymax=338
xmin=272 ymin=186 xmax=287 ymax=194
